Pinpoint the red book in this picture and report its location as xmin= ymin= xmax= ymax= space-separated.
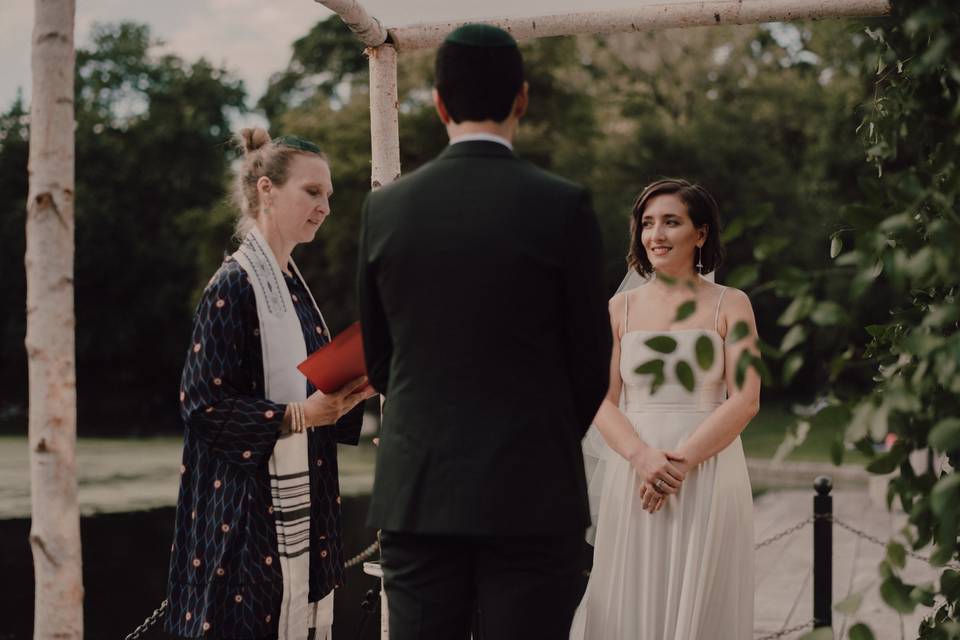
xmin=297 ymin=321 xmax=369 ymax=394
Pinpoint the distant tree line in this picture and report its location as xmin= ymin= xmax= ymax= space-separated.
xmin=0 ymin=17 xmax=876 ymax=434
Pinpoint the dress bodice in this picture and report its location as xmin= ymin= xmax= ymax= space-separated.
xmin=620 ymin=329 xmax=726 ymax=413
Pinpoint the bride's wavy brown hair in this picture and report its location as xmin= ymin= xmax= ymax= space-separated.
xmin=626 ymin=178 xmax=725 ymax=277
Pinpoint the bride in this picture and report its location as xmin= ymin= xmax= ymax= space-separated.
xmin=572 ymin=178 xmax=760 ymax=639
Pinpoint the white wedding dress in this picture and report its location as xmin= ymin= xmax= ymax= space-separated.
xmin=572 ymin=286 xmax=754 ymax=640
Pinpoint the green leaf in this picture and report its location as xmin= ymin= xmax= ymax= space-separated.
xmin=929 ymin=418 xmax=960 ymax=452
xmin=931 ymin=473 xmax=960 ymax=517
xmin=848 ymin=623 xmax=875 ymax=640
xmin=720 ymin=216 xmax=747 ymax=243
xmin=830 ymin=235 xmax=843 ymax=259
xmin=908 ymin=584 xmax=935 ymax=607
xmin=844 ymin=402 xmax=872 ymax=442
xmin=782 ymin=353 xmax=803 ymax=385
xmin=729 ymin=320 xmax=750 ymax=344
xmin=753 ymin=236 xmax=790 ymax=261
xmin=779 ymin=325 xmax=807 ymax=353
xmin=725 ymin=264 xmax=759 ymax=289
xmin=750 ymin=355 xmax=772 ymax=386
xmin=635 ymin=359 xmax=665 ymax=376
xmin=695 ymin=335 xmax=715 ymax=371
xmin=886 ymin=541 xmax=906 ymax=570
xmin=778 ymin=295 xmax=815 ymax=326
xmin=833 ymin=590 xmax=864 ymax=615
xmin=734 ymin=349 xmax=752 ymax=390
xmin=674 ymin=300 xmax=696 ymax=322
xmin=830 ymin=438 xmax=844 ymax=466
xmin=675 ymin=360 xmax=695 ymax=392
xmin=650 ymin=370 xmax=666 ymax=395
xmin=644 ymin=336 xmax=678 ymax=354
xmin=865 ymin=441 xmax=909 ymax=475
xmin=865 ymin=324 xmax=887 ymax=338
xmin=812 ymin=405 xmax=851 ymax=431
xmin=940 ymin=569 xmax=960 ymax=601
xmin=810 ymin=302 xmax=848 ymax=327
xmin=756 ymin=339 xmax=782 ymax=360
xmin=879 ymin=576 xmax=916 ymax=614
xmin=929 ymin=544 xmax=954 ymax=568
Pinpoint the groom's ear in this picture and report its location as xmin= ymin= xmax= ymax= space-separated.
xmin=512 ymin=82 xmax=529 ymax=119
xmin=433 ymin=88 xmax=452 ymax=125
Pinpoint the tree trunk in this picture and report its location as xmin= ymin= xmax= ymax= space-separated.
xmin=26 ymin=1 xmax=82 ymax=638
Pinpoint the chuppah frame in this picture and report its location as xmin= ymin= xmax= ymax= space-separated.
xmin=313 ymin=0 xmax=891 ymax=637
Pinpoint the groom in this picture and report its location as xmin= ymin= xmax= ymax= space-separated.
xmin=357 ymin=24 xmax=612 ymax=639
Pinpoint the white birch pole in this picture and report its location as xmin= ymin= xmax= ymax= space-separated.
xmin=26 ymin=1 xmax=83 ymax=638
xmin=367 ymin=44 xmax=401 ymax=189
xmin=365 ymin=41 xmax=400 ymax=640
xmin=315 ymin=0 xmax=388 ymax=46
xmin=388 ymin=0 xmax=890 ymax=51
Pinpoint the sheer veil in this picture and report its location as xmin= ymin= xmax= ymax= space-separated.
xmin=582 ymin=268 xmax=650 ymax=545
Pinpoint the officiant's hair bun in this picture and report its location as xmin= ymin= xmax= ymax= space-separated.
xmin=240 ymin=127 xmax=271 ymax=153
xmin=231 ymin=128 xmax=327 ymax=238
xmin=627 ymin=178 xmax=725 ymax=277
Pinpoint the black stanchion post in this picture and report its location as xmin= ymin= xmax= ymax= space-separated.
xmin=813 ymin=475 xmax=833 ymax=629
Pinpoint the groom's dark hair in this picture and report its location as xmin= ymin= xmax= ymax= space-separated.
xmin=627 ymin=178 xmax=725 ymax=277
xmin=435 ymin=27 xmax=524 ymax=124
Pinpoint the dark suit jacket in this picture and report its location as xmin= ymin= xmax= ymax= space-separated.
xmin=357 ymin=140 xmax=612 ymax=535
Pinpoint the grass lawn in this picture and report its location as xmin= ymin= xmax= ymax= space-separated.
xmin=741 ymin=401 xmax=868 ymax=465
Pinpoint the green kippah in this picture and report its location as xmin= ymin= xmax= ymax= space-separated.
xmin=274 ymin=134 xmax=322 ymax=155
xmin=444 ymin=23 xmax=517 ymax=48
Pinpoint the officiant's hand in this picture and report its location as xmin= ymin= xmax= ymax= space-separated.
xmin=304 ymin=376 xmax=376 ymax=427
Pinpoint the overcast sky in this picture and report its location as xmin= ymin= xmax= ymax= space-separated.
xmin=1 ymin=0 xmax=638 ymax=113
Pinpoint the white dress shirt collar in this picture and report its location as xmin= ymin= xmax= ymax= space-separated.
xmin=448 ymin=132 xmax=514 ymax=151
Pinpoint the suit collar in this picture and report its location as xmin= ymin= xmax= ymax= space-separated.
xmin=438 ymin=139 xmax=518 ymax=160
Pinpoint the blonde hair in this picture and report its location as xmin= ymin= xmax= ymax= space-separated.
xmin=231 ymin=128 xmax=327 ymax=238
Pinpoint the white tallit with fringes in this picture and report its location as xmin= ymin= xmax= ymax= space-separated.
xmin=232 ymin=225 xmax=333 ymax=640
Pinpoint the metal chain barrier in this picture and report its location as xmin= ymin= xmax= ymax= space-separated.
xmin=754 ymin=516 xmax=814 ymax=550
xmin=825 ymin=514 xmax=960 ymax=570
xmin=124 ymin=599 xmax=168 ymax=640
xmin=345 ymin=540 xmax=381 ymax=569
xmin=124 ymin=541 xmax=382 ymax=638
xmin=753 ymin=619 xmax=814 ymax=640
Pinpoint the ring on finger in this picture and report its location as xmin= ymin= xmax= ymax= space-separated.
xmin=654 ymin=478 xmax=665 ymax=492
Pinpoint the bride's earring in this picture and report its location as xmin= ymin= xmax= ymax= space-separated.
xmin=696 ymin=246 xmax=704 ymax=274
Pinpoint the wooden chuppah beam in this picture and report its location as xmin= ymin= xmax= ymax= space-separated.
xmin=314 ymin=0 xmax=388 ymax=47
xmin=388 ymin=0 xmax=891 ymax=51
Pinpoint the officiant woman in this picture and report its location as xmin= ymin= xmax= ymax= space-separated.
xmin=164 ymin=127 xmax=374 ymax=640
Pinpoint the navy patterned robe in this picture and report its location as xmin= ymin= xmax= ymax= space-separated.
xmin=165 ymin=256 xmax=363 ymax=639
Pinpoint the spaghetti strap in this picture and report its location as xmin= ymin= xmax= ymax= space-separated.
xmin=714 ymin=286 xmax=728 ymax=334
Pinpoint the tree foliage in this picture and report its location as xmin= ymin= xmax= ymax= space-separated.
xmin=0 ymin=22 xmax=246 ymax=432
xmin=0 ymin=15 xmax=906 ymax=445
xmin=772 ymin=0 xmax=960 ymax=635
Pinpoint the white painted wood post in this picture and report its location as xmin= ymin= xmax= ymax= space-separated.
xmin=26 ymin=0 xmax=83 ymax=638
xmin=315 ymin=0 xmax=388 ymax=47
xmin=367 ymin=44 xmax=401 ymax=189
xmin=365 ymin=39 xmax=401 ymax=640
